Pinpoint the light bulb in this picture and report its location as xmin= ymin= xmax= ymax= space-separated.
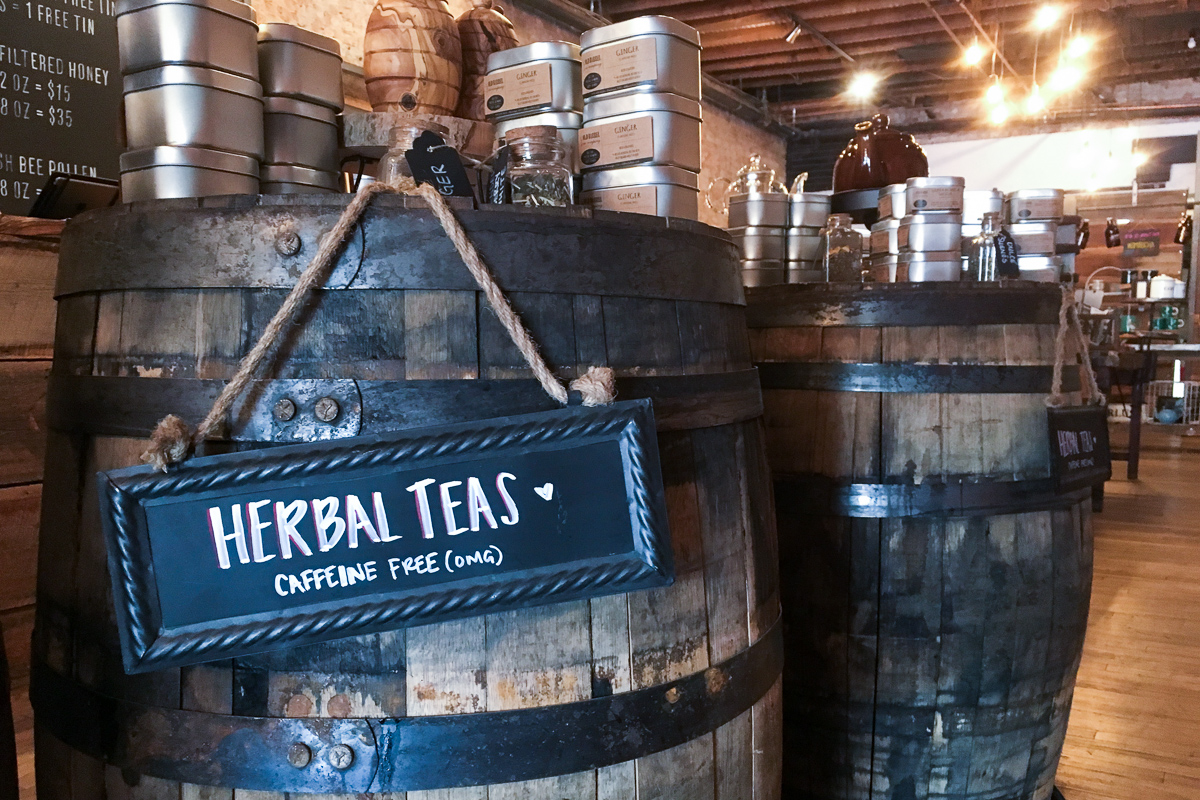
xmin=1189 ymin=33 xmax=1197 ymax=49
xmin=985 ymin=79 xmax=1004 ymax=105
xmin=963 ymin=42 xmax=985 ymax=65
xmin=1067 ymin=36 xmax=1092 ymax=58
xmin=1049 ymin=63 xmax=1083 ymax=92
xmin=847 ymin=71 xmax=880 ymax=100
xmin=1132 ymin=151 xmax=1149 ymax=167
xmin=1026 ymin=84 xmax=1045 ymax=114
xmin=1034 ymin=4 xmax=1061 ymax=30
xmin=990 ymin=103 xmax=1010 ymax=125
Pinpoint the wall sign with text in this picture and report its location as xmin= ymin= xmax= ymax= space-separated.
xmin=1122 ymin=228 xmax=1161 ymax=258
xmin=99 ymin=400 xmax=673 ymax=673
xmin=0 ymin=0 xmax=121 ymax=215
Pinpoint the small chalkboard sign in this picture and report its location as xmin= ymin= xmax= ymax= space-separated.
xmin=1123 ymin=228 xmax=1161 ymax=258
xmin=99 ymin=400 xmax=673 ymax=673
xmin=1047 ymin=405 xmax=1111 ymax=492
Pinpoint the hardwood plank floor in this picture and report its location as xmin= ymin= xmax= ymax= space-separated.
xmin=1057 ymin=450 xmax=1200 ymax=800
xmin=6 ymin=451 xmax=1199 ymax=799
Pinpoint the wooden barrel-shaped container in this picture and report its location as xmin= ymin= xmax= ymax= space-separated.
xmin=746 ymin=283 xmax=1093 ymax=800
xmin=364 ymin=0 xmax=463 ymax=114
xmin=32 ymin=197 xmax=782 ymax=799
xmin=455 ymin=0 xmax=518 ymax=121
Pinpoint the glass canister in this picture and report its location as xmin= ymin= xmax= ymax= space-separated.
xmin=379 ymin=121 xmax=452 ymax=185
xmin=966 ymin=211 xmax=1003 ymax=281
xmin=505 ymin=124 xmax=574 ymax=207
xmin=820 ymin=213 xmax=864 ymax=282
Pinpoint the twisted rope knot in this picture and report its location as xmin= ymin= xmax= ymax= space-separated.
xmin=142 ymin=174 xmax=614 ymax=472
xmin=1046 ymin=284 xmax=1103 ymax=409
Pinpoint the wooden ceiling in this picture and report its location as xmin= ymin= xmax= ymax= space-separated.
xmin=594 ymin=0 xmax=1200 ymax=127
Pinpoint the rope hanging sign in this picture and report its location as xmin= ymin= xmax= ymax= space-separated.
xmin=97 ymin=179 xmax=674 ymax=673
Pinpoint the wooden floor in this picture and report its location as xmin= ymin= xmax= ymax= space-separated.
xmin=7 ymin=451 xmax=1200 ymax=800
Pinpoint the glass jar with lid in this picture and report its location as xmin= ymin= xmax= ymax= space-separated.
xmin=966 ymin=211 xmax=1004 ymax=281
xmin=505 ymin=124 xmax=573 ymax=207
xmin=820 ymin=213 xmax=864 ymax=282
xmin=379 ymin=120 xmax=451 ymax=186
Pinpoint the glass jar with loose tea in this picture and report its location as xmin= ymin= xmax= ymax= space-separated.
xmin=820 ymin=213 xmax=864 ymax=282
xmin=505 ymin=125 xmax=574 ymax=207
xmin=379 ymin=121 xmax=451 ymax=186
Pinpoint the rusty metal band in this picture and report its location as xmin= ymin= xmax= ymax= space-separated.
xmin=745 ymin=282 xmax=1063 ymax=328
xmin=775 ymin=474 xmax=1093 ymax=518
xmin=56 ymin=199 xmax=743 ymax=304
xmin=30 ymin=620 xmax=782 ymax=793
xmin=46 ymin=370 xmax=763 ymax=440
xmin=756 ymin=362 xmax=1080 ymax=394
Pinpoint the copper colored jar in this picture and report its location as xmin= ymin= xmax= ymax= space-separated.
xmin=832 ymin=113 xmax=929 ymax=193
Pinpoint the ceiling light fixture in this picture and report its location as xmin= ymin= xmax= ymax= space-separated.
xmin=985 ymin=76 xmax=1004 ymax=105
xmin=1025 ymin=83 xmax=1045 ymax=114
xmin=847 ymin=71 xmax=880 ymax=100
xmin=785 ymin=24 xmax=804 ymax=44
xmin=963 ymin=41 xmax=986 ymax=65
xmin=1034 ymin=4 xmax=1061 ymax=30
xmin=1049 ymin=63 xmax=1083 ymax=92
xmin=990 ymin=103 xmax=1010 ymax=125
xmin=1189 ymin=31 xmax=1197 ymax=49
xmin=1067 ymin=36 xmax=1092 ymax=58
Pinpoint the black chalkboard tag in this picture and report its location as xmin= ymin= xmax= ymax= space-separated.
xmin=1047 ymin=404 xmax=1111 ymax=493
xmin=995 ymin=229 xmax=1021 ymax=278
xmin=97 ymin=400 xmax=673 ymax=673
xmin=488 ymin=144 xmax=512 ymax=205
xmin=405 ymin=131 xmax=475 ymax=199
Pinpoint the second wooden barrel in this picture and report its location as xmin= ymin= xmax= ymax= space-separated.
xmin=33 ymin=197 xmax=781 ymax=799
xmin=747 ymin=283 xmax=1093 ymax=800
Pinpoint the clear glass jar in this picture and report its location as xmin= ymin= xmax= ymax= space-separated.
xmin=966 ymin=211 xmax=1003 ymax=281
xmin=820 ymin=213 xmax=864 ymax=282
xmin=380 ymin=121 xmax=451 ymax=187
xmin=505 ymin=125 xmax=573 ymax=207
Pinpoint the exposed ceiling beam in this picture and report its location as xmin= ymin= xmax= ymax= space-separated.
xmin=782 ymin=12 xmax=856 ymax=62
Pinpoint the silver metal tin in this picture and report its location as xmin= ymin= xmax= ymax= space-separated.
xmin=742 ymin=261 xmax=785 ymax=287
xmin=877 ymin=183 xmax=906 ymax=220
xmin=496 ymin=111 xmax=584 ymax=171
xmin=260 ymin=164 xmax=339 ymax=194
xmin=257 ymin=23 xmax=343 ymax=110
xmin=485 ymin=42 xmax=582 ymax=121
xmin=962 ymin=189 xmax=1003 ymax=224
xmin=790 ymin=192 xmax=831 ymax=228
xmin=119 ymin=145 xmax=259 ymax=201
xmin=581 ymin=164 xmax=699 ymax=220
xmin=786 ymin=229 xmax=822 ymax=262
xmin=728 ymin=193 xmax=788 ymax=228
xmin=870 ymin=252 xmax=900 ymax=283
xmin=870 ymin=218 xmax=901 ymax=256
xmin=906 ymin=176 xmax=965 ymax=215
xmin=1007 ymin=188 xmax=1064 ymax=222
xmin=117 ymin=0 xmax=258 ymax=78
xmin=580 ymin=16 xmax=701 ymax=102
xmin=898 ymin=213 xmax=963 ymax=253
xmin=123 ymin=66 xmax=264 ymax=158
xmin=581 ymin=92 xmax=701 ymax=172
xmin=786 ymin=264 xmax=824 ymax=284
xmin=899 ymin=251 xmax=961 ymax=282
xmin=263 ymin=96 xmax=338 ymax=172
xmin=730 ymin=226 xmax=786 ymax=261
xmin=1006 ymin=221 xmax=1057 ymax=257
xmin=1017 ymin=254 xmax=1064 ymax=282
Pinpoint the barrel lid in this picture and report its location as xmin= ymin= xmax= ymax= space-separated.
xmin=582 ymin=164 xmax=699 ymax=191
xmin=581 ymin=16 xmax=701 ymax=50
xmin=261 ymin=164 xmax=339 ymax=189
xmin=123 ymin=65 xmax=264 ymax=98
xmin=257 ymin=23 xmax=342 ymax=58
xmin=487 ymin=41 xmax=580 ymax=72
xmin=582 ymin=91 xmax=702 ymax=123
xmin=116 ymin=0 xmax=256 ymax=23
xmin=263 ymin=95 xmax=338 ymax=124
xmin=494 ymin=111 xmax=582 ymax=134
xmin=119 ymin=146 xmax=260 ymax=176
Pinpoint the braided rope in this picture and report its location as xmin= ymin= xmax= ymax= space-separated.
xmin=1047 ymin=285 xmax=1103 ymax=408
xmin=143 ymin=176 xmax=614 ymax=471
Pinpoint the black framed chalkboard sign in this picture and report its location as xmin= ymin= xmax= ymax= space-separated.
xmin=99 ymin=400 xmax=674 ymax=673
xmin=0 ymin=0 xmax=122 ymax=215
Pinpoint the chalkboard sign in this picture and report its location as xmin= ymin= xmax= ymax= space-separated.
xmin=0 ymin=0 xmax=121 ymax=215
xmin=1123 ymin=228 xmax=1161 ymax=258
xmin=1047 ymin=404 xmax=1111 ymax=493
xmin=99 ymin=400 xmax=674 ymax=673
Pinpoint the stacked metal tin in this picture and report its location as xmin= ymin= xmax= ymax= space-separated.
xmin=786 ymin=191 xmax=831 ymax=282
xmin=486 ymin=42 xmax=584 ymax=170
xmin=257 ymin=24 xmax=344 ymax=194
xmin=895 ymin=176 xmax=965 ymax=282
xmin=116 ymin=0 xmax=263 ymax=200
xmin=577 ymin=16 xmax=703 ymax=220
xmin=869 ymin=184 xmax=906 ymax=281
xmin=1005 ymin=188 xmax=1066 ymax=281
xmin=729 ymin=192 xmax=788 ymax=286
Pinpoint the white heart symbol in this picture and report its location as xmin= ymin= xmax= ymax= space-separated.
xmin=534 ymin=483 xmax=554 ymax=501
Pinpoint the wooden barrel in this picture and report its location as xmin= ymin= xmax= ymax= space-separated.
xmin=0 ymin=627 xmax=18 ymax=800
xmin=32 ymin=197 xmax=782 ymax=799
xmin=746 ymin=283 xmax=1093 ymax=800
xmin=364 ymin=0 xmax=463 ymax=114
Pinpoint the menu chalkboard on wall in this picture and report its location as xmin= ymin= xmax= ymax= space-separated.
xmin=0 ymin=0 xmax=121 ymax=216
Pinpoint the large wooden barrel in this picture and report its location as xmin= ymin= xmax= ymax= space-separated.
xmin=32 ymin=196 xmax=782 ymax=799
xmin=746 ymin=283 xmax=1093 ymax=800
xmin=364 ymin=0 xmax=463 ymax=114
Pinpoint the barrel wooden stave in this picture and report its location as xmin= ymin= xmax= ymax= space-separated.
xmin=35 ymin=203 xmax=781 ymax=800
xmin=748 ymin=284 xmax=1091 ymax=800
